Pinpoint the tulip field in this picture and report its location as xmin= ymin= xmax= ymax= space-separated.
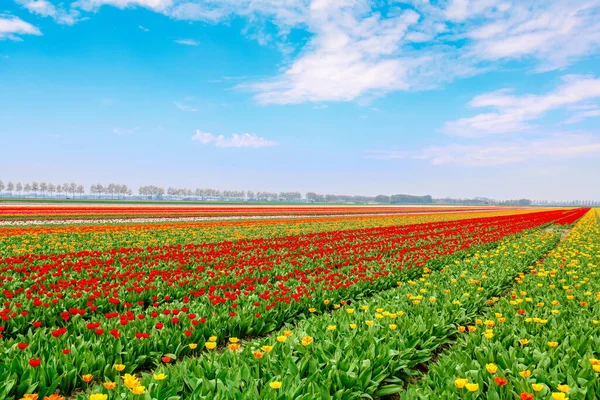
xmin=0 ymin=205 xmax=596 ymax=400
xmin=0 ymin=205 xmax=497 ymax=222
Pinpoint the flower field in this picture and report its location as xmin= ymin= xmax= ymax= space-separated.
xmin=0 ymin=207 xmax=593 ymax=400
xmin=0 ymin=205 xmax=495 ymax=222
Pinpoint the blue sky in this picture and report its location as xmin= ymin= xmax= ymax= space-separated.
xmin=1 ymin=0 xmax=600 ymax=201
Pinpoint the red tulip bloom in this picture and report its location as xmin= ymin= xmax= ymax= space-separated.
xmin=520 ymin=393 xmax=534 ymax=400
xmin=17 ymin=343 xmax=28 ymax=350
xmin=162 ymin=356 xmax=172 ymax=363
xmin=494 ymin=377 xmax=508 ymax=386
xmin=29 ymin=359 xmax=41 ymax=367
xmin=62 ymin=349 xmax=71 ymax=354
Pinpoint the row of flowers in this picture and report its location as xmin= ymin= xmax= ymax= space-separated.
xmin=403 ymin=209 xmax=600 ymax=399
xmin=0 ymin=205 xmax=485 ymax=221
xmin=0 ymin=209 xmax=530 ymax=255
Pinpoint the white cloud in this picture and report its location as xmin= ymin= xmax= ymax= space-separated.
xmin=461 ymin=1 xmax=600 ymax=71
xmin=443 ymin=75 xmax=600 ymax=137
xmin=565 ymin=104 xmax=600 ymax=124
xmin=174 ymin=38 xmax=198 ymax=46
xmin=74 ymin=0 xmax=173 ymax=12
xmin=366 ymin=134 xmax=600 ymax=167
xmin=192 ymin=129 xmax=276 ymax=148
xmin=16 ymin=0 xmax=81 ymax=25
xmin=168 ymin=2 xmax=229 ymax=22
xmin=245 ymin=2 xmax=420 ymax=104
xmin=0 ymin=16 xmax=41 ymax=40
xmin=174 ymin=101 xmax=197 ymax=112
xmin=445 ymin=0 xmax=504 ymax=22
xmin=138 ymin=25 xmax=149 ymax=32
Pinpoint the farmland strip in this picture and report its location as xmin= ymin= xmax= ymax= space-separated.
xmin=401 ymin=209 xmax=600 ymax=400
xmin=0 ymin=209 xmax=538 ymax=257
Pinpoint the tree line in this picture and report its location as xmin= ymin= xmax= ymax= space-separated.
xmin=0 ymin=180 xmax=438 ymax=203
xmin=0 ymin=181 xmax=85 ymax=198
xmin=8 ymin=179 xmax=586 ymax=205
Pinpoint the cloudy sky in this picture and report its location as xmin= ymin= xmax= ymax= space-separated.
xmin=1 ymin=0 xmax=600 ymax=201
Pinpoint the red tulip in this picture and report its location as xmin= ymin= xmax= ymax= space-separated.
xmin=29 ymin=359 xmax=41 ymax=367
xmin=494 ymin=376 xmax=508 ymax=386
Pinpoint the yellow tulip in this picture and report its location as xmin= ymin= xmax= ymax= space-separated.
xmin=532 ymin=383 xmax=544 ymax=392
xmin=557 ymin=384 xmax=569 ymax=393
xmin=465 ymin=383 xmax=479 ymax=392
xmin=454 ymin=378 xmax=468 ymax=389
xmin=485 ymin=363 xmax=498 ymax=373
xmin=131 ymin=385 xmax=145 ymax=395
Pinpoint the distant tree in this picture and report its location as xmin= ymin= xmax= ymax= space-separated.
xmin=16 ymin=182 xmax=23 ymax=197
xmin=24 ymin=183 xmax=32 ymax=196
xmin=48 ymin=183 xmax=56 ymax=198
xmin=40 ymin=182 xmax=48 ymax=198
xmin=31 ymin=182 xmax=39 ymax=198
xmin=0 ymin=180 xmax=4 ymax=195
xmin=107 ymin=184 xmax=116 ymax=199
xmin=7 ymin=182 xmax=14 ymax=196
xmin=76 ymin=185 xmax=84 ymax=198
xmin=56 ymin=184 xmax=63 ymax=197
xmin=119 ymin=185 xmax=128 ymax=199
xmin=375 ymin=195 xmax=390 ymax=203
xmin=69 ymin=182 xmax=77 ymax=198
